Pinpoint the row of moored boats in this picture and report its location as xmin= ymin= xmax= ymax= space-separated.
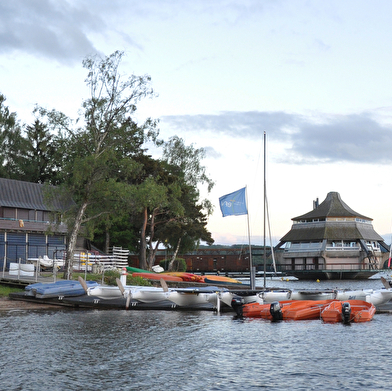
xmin=21 ymin=271 xmax=392 ymax=324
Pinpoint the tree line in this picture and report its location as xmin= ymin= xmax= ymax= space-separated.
xmin=0 ymin=51 xmax=215 ymax=278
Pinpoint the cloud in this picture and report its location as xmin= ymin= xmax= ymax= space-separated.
xmin=162 ymin=110 xmax=392 ymax=165
xmin=0 ymin=0 xmax=104 ymax=63
xmin=204 ymin=146 xmax=222 ymax=159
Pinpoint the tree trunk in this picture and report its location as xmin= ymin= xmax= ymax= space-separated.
xmin=63 ymin=201 xmax=88 ymax=280
xmin=168 ymin=236 xmax=182 ymax=271
xmin=146 ymin=208 xmax=158 ymax=270
xmin=105 ymin=225 xmax=110 ymax=254
xmin=147 ymin=240 xmax=161 ymax=270
xmin=139 ymin=207 xmax=148 ymax=270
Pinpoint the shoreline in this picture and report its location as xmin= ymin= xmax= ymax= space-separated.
xmin=0 ymin=296 xmax=61 ymax=311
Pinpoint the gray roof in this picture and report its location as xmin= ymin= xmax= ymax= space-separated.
xmin=0 ymin=178 xmax=72 ymax=211
xmin=280 ymin=221 xmax=384 ymax=242
xmin=293 ymin=191 xmax=371 ymax=221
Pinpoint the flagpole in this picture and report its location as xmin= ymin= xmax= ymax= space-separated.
xmin=245 ymin=186 xmax=255 ymax=290
xmin=263 ymin=131 xmax=267 ymax=289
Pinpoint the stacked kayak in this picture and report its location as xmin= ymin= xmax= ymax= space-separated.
xmin=127 ymin=267 xmax=242 ymax=285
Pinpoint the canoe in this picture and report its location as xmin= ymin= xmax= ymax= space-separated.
xmin=131 ymin=272 xmax=183 ymax=282
xmin=321 ymin=300 xmax=376 ymax=323
xmin=126 ymin=266 xmax=154 ymax=274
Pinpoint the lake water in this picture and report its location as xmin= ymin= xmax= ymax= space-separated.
xmin=1 ymin=274 xmax=392 ymax=391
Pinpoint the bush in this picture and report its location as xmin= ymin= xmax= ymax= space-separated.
xmin=103 ymin=269 xmax=120 ymax=286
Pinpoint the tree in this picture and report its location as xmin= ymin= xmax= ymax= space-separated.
xmin=37 ymin=51 xmax=158 ymax=279
xmin=0 ymin=94 xmax=26 ymax=179
xmin=132 ymin=138 xmax=215 ymax=270
xmin=22 ymin=119 xmax=57 ymax=183
xmin=159 ymin=136 xmax=215 ymax=269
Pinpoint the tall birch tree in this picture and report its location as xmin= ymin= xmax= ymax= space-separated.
xmin=37 ymin=51 xmax=158 ymax=279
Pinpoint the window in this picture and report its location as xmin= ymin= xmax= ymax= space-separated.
xmin=3 ymin=207 xmax=15 ymax=219
xmin=17 ymin=209 xmax=29 ymax=220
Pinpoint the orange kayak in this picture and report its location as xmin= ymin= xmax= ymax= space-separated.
xmin=132 ymin=272 xmax=183 ymax=282
xmin=201 ymin=275 xmax=242 ymax=285
xmin=321 ymin=300 xmax=376 ymax=323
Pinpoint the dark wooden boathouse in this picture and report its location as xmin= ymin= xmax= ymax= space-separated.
xmin=0 ymin=178 xmax=70 ymax=270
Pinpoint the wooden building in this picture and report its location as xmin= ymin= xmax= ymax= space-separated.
xmin=0 ymin=178 xmax=70 ymax=269
xmin=274 ymin=191 xmax=390 ymax=280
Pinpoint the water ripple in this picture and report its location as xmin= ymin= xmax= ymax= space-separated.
xmin=1 ymin=285 xmax=392 ymax=391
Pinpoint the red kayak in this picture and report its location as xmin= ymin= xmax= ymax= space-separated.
xmin=132 ymin=272 xmax=183 ymax=282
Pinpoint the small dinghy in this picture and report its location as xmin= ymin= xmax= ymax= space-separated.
xmin=321 ymin=300 xmax=376 ymax=323
xmin=232 ymin=299 xmax=335 ymax=321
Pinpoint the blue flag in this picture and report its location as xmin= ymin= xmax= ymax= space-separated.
xmin=219 ymin=187 xmax=248 ymax=217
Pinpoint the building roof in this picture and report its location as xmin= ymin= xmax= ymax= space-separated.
xmin=293 ymin=191 xmax=371 ymax=221
xmin=0 ymin=178 xmax=72 ymax=211
xmin=279 ymin=221 xmax=384 ymax=242
xmin=278 ymin=191 xmax=384 ymax=243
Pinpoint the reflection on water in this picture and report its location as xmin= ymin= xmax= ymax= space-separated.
xmin=1 ymin=274 xmax=392 ymax=391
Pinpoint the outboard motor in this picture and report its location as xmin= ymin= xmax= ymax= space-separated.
xmin=231 ymin=296 xmax=245 ymax=317
xmin=270 ymin=301 xmax=283 ymax=321
xmin=342 ymin=302 xmax=352 ymax=324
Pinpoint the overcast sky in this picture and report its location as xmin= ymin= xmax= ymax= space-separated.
xmin=1 ymin=0 xmax=392 ymax=245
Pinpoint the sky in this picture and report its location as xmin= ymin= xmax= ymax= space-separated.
xmin=1 ymin=0 xmax=392 ymax=246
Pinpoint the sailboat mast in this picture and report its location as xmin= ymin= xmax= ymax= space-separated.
xmin=245 ymin=187 xmax=255 ymax=290
xmin=263 ymin=131 xmax=267 ymax=289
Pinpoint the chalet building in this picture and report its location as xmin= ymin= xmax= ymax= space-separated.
xmin=0 ymin=178 xmax=70 ymax=270
xmin=274 ymin=191 xmax=390 ymax=280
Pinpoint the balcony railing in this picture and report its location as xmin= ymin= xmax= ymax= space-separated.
xmin=276 ymin=262 xmax=379 ymax=272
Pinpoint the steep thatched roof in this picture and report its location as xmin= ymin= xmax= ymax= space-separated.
xmin=293 ymin=191 xmax=371 ymax=221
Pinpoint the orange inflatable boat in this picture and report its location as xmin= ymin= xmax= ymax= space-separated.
xmin=235 ymin=299 xmax=336 ymax=321
xmin=321 ymin=300 xmax=376 ymax=323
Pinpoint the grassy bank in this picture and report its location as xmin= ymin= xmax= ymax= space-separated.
xmin=0 ymin=285 xmax=24 ymax=297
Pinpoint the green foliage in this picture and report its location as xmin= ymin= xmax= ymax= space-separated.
xmin=0 ymin=51 xmax=215 ymax=273
xmin=160 ymin=258 xmax=187 ymax=272
xmin=126 ymin=275 xmax=152 ymax=286
xmin=102 ymin=269 xmax=121 ymax=286
xmin=0 ymin=285 xmax=24 ymax=297
xmin=71 ymin=271 xmax=152 ymax=286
